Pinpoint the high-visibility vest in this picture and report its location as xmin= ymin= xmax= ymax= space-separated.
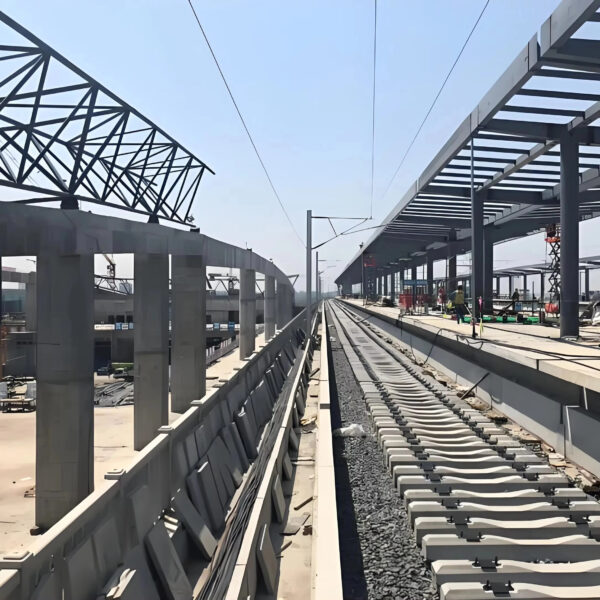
xmin=454 ymin=290 xmax=464 ymax=305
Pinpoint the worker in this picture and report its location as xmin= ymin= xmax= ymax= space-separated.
xmin=511 ymin=289 xmax=520 ymax=303
xmin=451 ymin=284 xmax=467 ymax=325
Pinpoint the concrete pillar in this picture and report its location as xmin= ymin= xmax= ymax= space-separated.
xmin=239 ymin=267 xmax=257 ymax=358
xmin=25 ymin=272 xmax=37 ymax=331
xmin=508 ymin=276 xmax=513 ymax=295
xmin=264 ymin=275 xmax=276 ymax=339
xmin=523 ymin=275 xmax=528 ymax=301
xmin=133 ymin=253 xmax=169 ymax=450
xmin=36 ymin=253 xmax=94 ymax=530
xmin=411 ymin=266 xmax=417 ymax=305
xmin=540 ymin=272 xmax=545 ymax=304
xmin=471 ymin=192 xmax=484 ymax=320
xmin=426 ymin=256 xmax=434 ymax=298
xmin=171 ymin=255 xmax=206 ymax=414
xmin=276 ymin=281 xmax=286 ymax=329
xmin=495 ymin=276 xmax=500 ymax=297
xmin=560 ymin=132 xmax=580 ymax=338
xmin=390 ymin=271 xmax=396 ymax=304
xmin=383 ymin=274 xmax=388 ymax=296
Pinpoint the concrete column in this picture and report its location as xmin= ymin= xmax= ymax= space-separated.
xmin=285 ymin=284 xmax=294 ymax=324
xmin=560 ymin=133 xmax=580 ymax=338
xmin=508 ymin=276 xmax=513 ymax=295
xmin=25 ymin=272 xmax=37 ymax=331
xmin=426 ymin=256 xmax=434 ymax=298
xmin=134 ymin=253 xmax=169 ymax=450
xmin=495 ymin=276 xmax=500 ymax=297
xmin=264 ymin=275 xmax=276 ymax=339
xmin=383 ymin=274 xmax=388 ymax=296
xmin=483 ymin=233 xmax=494 ymax=313
xmin=411 ymin=266 xmax=417 ymax=305
xmin=471 ymin=192 xmax=484 ymax=320
xmin=390 ymin=271 xmax=396 ymax=304
xmin=36 ymin=253 xmax=94 ymax=530
xmin=523 ymin=275 xmax=528 ymax=301
xmin=276 ymin=281 xmax=286 ymax=329
xmin=239 ymin=267 xmax=257 ymax=358
xmin=171 ymin=255 xmax=206 ymax=414
xmin=540 ymin=272 xmax=545 ymax=304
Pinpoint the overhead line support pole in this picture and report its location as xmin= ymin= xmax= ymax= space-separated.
xmin=306 ymin=209 xmax=312 ymax=337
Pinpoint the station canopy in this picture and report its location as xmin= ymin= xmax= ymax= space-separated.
xmin=337 ymin=0 xmax=600 ymax=284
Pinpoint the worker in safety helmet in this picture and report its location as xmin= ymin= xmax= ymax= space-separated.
xmin=451 ymin=284 xmax=467 ymax=325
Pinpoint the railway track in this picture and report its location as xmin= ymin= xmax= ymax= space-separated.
xmin=328 ymin=299 xmax=600 ymax=600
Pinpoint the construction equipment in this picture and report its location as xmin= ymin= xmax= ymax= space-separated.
xmin=544 ymin=224 xmax=560 ymax=315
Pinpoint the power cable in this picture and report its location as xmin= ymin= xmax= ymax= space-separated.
xmin=370 ymin=0 xmax=377 ymax=219
xmin=379 ymin=0 xmax=491 ymax=203
xmin=185 ymin=0 xmax=305 ymax=247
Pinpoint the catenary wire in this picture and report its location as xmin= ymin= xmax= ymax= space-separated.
xmin=379 ymin=0 xmax=491 ymax=203
xmin=186 ymin=0 xmax=305 ymax=247
xmin=370 ymin=0 xmax=378 ymax=219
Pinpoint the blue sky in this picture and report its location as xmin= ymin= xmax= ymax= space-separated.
xmin=5 ymin=0 xmax=600 ymax=292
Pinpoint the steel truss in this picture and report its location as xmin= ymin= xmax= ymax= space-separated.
xmin=0 ymin=12 xmax=213 ymax=224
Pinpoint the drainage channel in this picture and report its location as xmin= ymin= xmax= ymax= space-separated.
xmin=328 ymin=298 xmax=600 ymax=600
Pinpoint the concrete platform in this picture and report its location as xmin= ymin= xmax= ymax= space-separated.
xmin=0 ymin=335 xmax=265 ymax=554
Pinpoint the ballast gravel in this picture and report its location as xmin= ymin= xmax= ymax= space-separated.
xmin=327 ymin=309 xmax=437 ymax=600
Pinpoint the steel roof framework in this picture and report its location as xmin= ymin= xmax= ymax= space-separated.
xmin=0 ymin=12 xmax=213 ymax=225
xmin=337 ymin=0 xmax=600 ymax=284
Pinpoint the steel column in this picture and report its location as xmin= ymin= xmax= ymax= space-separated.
xmin=483 ymin=233 xmax=494 ymax=313
xmin=560 ymin=133 xmax=580 ymax=338
xmin=448 ymin=230 xmax=457 ymax=291
xmin=585 ymin=268 xmax=590 ymax=301
xmin=426 ymin=256 xmax=434 ymax=298
xmin=471 ymin=143 xmax=484 ymax=326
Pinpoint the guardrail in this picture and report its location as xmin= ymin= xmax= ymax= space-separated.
xmin=0 ymin=312 xmax=306 ymax=600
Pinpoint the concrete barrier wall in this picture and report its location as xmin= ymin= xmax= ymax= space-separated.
xmin=0 ymin=311 xmax=307 ymax=600
xmin=225 ymin=313 xmax=317 ymax=599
